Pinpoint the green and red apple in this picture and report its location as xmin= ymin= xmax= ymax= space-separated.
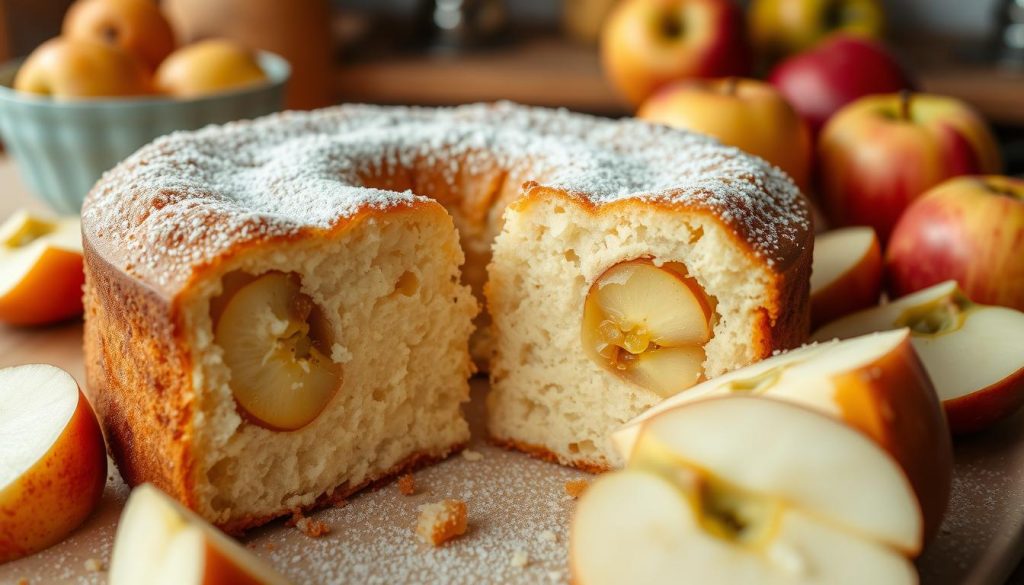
xmin=750 ymin=0 xmax=885 ymax=62
xmin=817 ymin=92 xmax=1002 ymax=242
xmin=887 ymin=175 xmax=1024 ymax=312
xmin=600 ymin=0 xmax=751 ymax=106
xmin=638 ymin=77 xmax=812 ymax=191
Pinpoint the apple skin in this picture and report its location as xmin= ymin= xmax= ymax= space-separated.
xmin=811 ymin=227 xmax=883 ymax=329
xmin=768 ymin=36 xmax=914 ymax=136
xmin=155 ymin=39 xmax=268 ymax=98
xmin=887 ymin=176 xmax=1024 ymax=313
xmin=750 ymin=0 xmax=885 ymax=62
xmin=14 ymin=37 xmax=153 ymax=99
xmin=63 ymin=0 xmax=177 ymax=71
xmin=817 ymin=92 xmax=1003 ymax=243
xmin=0 ymin=385 xmax=107 ymax=563
xmin=0 ymin=248 xmax=84 ymax=326
xmin=600 ymin=0 xmax=752 ymax=106
xmin=638 ymin=77 xmax=812 ymax=191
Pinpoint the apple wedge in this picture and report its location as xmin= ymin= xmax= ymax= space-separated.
xmin=814 ymin=281 xmax=1024 ymax=434
xmin=810 ymin=227 xmax=882 ymax=328
xmin=0 ymin=364 xmax=106 ymax=563
xmin=571 ymin=397 xmax=921 ymax=585
xmin=0 ymin=210 xmax=84 ymax=326
xmin=582 ymin=259 xmax=712 ymax=397
xmin=110 ymin=484 xmax=291 ymax=585
xmin=613 ymin=329 xmax=951 ymax=542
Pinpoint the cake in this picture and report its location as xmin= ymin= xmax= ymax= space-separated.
xmin=81 ymin=102 xmax=811 ymax=532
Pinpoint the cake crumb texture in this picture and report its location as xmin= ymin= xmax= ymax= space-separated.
xmin=416 ymin=499 xmax=468 ymax=547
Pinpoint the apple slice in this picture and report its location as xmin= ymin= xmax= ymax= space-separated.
xmin=0 ymin=210 xmax=84 ymax=326
xmin=582 ymin=259 xmax=713 ymax=397
xmin=814 ymin=281 xmax=1024 ymax=434
xmin=613 ymin=329 xmax=951 ymax=542
xmin=811 ymin=227 xmax=882 ymax=328
xmin=214 ymin=271 xmax=343 ymax=431
xmin=0 ymin=364 xmax=107 ymax=562
xmin=110 ymin=484 xmax=291 ymax=585
xmin=571 ymin=397 xmax=920 ymax=585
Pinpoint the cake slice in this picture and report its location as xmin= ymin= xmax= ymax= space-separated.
xmin=486 ymin=185 xmax=812 ymax=470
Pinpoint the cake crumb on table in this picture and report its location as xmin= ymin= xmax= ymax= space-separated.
xmin=538 ymin=529 xmax=557 ymax=543
xmin=287 ymin=510 xmax=331 ymax=538
xmin=564 ymin=479 xmax=589 ymax=499
xmin=416 ymin=499 xmax=468 ymax=546
xmin=84 ymin=558 xmax=104 ymax=572
xmin=461 ymin=449 xmax=484 ymax=462
xmin=510 ymin=549 xmax=530 ymax=568
xmin=398 ymin=473 xmax=417 ymax=496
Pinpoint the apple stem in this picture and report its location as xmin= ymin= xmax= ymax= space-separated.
xmin=899 ymin=90 xmax=912 ymax=122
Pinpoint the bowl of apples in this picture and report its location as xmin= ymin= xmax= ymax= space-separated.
xmin=0 ymin=0 xmax=290 ymax=214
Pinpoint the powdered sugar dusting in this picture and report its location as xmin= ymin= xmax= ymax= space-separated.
xmin=81 ymin=102 xmax=809 ymax=294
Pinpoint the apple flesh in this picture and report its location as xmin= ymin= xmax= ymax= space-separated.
xmin=887 ymin=175 xmax=1024 ymax=312
xmin=600 ymin=0 xmax=751 ymax=106
xmin=571 ymin=397 xmax=920 ymax=585
xmin=810 ymin=226 xmax=882 ymax=328
xmin=638 ymin=77 xmax=812 ymax=191
xmin=613 ymin=328 xmax=951 ymax=541
xmin=768 ymin=35 xmax=913 ymax=135
xmin=109 ymin=484 xmax=291 ymax=585
xmin=814 ymin=281 xmax=1024 ymax=434
xmin=0 ymin=211 xmax=85 ymax=326
xmin=817 ymin=92 xmax=1003 ymax=242
xmin=0 ymin=364 xmax=107 ymax=563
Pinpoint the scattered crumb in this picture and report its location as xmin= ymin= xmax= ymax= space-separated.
xmin=398 ymin=473 xmax=417 ymax=496
xmin=287 ymin=510 xmax=331 ymax=538
xmin=461 ymin=449 xmax=484 ymax=462
xmin=538 ymin=530 xmax=557 ymax=543
xmin=564 ymin=479 xmax=589 ymax=499
xmin=510 ymin=549 xmax=530 ymax=568
xmin=84 ymin=558 xmax=104 ymax=572
xmin=416 ymin=499 xmax=468 ymax=546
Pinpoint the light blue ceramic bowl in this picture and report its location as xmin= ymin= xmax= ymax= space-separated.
xmin=0 ymin=51 xmax=290 ymax=213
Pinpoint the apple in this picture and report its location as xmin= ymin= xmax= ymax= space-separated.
xmin=0 ymin=211 xmax=84 ymax=326
xmin=155 ymin=39 xmax=269 ymax=98
xmin=638 ymin=77 xmax=812 ymax=191
xmin=810 ymin=226 xmax=882 ymax=328
xmin=0 ymin=364 xmax=107 ymax=563
xmin=109 ymin=484 xmax=291 ymax=585
xmin=887 ymin=175 xmax=1024 ymax=312
xmin=768 ymin=35 xmax=914 ymax=136
xmin=63 ymin=0 xmax=177 ymax=71
xmin=814 ymin=281 xmax=1024 ymax=434
xmin=749 ymin=0 xmax=885 ymax=62
xmin=818 ymin=92 xmax=1003 ymax=242
xmin=14 ymin=37 xmax=152 ymax=99
xmin=613 ymin=328 xmax=952 ymax=541
xmin=572 ymin=396 xmax=921 ymax=585
xmin=600 ymin=0 xmax=751 ymax=106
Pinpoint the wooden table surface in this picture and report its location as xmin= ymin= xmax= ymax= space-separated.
xmin=2 ymin=156 xmax=1024 ymax=584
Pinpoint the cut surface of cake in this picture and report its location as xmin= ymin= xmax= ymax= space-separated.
xmin=81 ymin=102 xmax=810 ymax=531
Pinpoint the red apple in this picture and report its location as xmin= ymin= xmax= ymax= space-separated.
xmin=768 ymin=36 xmax=914 ymax=136
xmin=750 ymin=0 xmax=885 ymax=62
xmin=600 ymin=0 xmax=751 ymax=106
xmin=887 ymin=175 xmax=1024 ymax=312
xmin=638 ymin=77 xmax=812 ymax=191
xmin=818 ymin=92 xmax=1002 ymax=242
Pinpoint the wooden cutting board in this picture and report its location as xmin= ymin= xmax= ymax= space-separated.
xmin=1 ymin=158 xmax=1023 ymax=584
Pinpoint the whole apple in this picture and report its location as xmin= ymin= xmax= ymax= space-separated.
xmin=750 ymin=0 xmax=885 ymax=61
xmin=817 ymin=92 xmax=1002 ymax=242
xmin=769 ymin=36 xmax=913 ymax=135
xmin=887 ymin=176 xmax=1024 ymax=311
xmin=638 ymin=77 xmax=812 ymax=190
xmin=600 ymin=0 xmax=751 ymax=106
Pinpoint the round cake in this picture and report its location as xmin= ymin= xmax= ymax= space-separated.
xmin=81 ymin=102 xmax=812 ymax=530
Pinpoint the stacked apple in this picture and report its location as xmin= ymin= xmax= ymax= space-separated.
xmin=14 ymin=0 xmax=268 ymax=100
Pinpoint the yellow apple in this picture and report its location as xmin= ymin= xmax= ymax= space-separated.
xmin=0 ymin=211 xmax=84 ymax=326
xmin=638 ymin=77 xmax=812 ymax=191
xmin=750 ymin=0 xmax=885 ymax=62
xmin=14 ymin=37 xmax=152 ymax=99
xmin=155 ymin=39 xmax=268 ymax=98
xmin=63 ymin=0 xmax=176 ymax=70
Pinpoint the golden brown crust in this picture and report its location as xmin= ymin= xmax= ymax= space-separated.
xmin=489 ymin=436 xmax=610 ymax=475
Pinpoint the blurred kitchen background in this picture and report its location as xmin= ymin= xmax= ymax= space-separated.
xmin=0 ymin=0 xmax=1022 ymax=172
